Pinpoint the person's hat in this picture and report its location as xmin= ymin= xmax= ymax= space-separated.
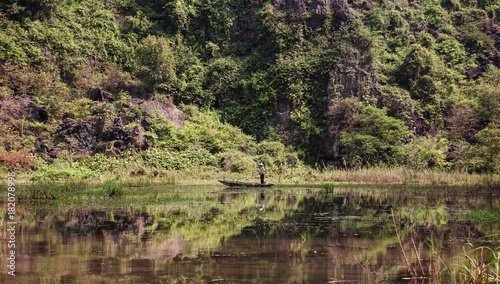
xmin=258 ymin=163 xmax=264 ymax=166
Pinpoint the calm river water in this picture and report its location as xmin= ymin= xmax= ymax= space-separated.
xmin=1 ymin=185 xmax=499 ymax=283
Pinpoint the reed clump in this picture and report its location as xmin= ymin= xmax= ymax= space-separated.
xmin=390 ymin=208 xmax=500 ymax=283
xmin=103 ymin=182 xmax=123 ymax=197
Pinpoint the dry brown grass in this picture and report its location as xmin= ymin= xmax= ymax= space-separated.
xmin=134 ymin=166 xmax=498 ymax=187
xmin=0 ymin=149 xmax=35 ymax=171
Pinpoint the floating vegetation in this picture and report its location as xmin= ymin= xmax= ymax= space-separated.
xmin=463 ymin=211 xmax=500 ymax=225
xmin=103 ymin=182 xmax=123 ymax=197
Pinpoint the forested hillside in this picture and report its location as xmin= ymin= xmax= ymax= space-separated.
xmin=1 ymin=0 xmax=500 ymax=177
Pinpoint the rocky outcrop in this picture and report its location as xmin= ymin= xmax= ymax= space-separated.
xmin=55 ymin=117 xmax=103 ymax=155
xmin=35 ymin=135 xmax=60 ymax=163
xmin=0 ymin=94 xmax=49 ymax=123
xmin=55 ymin=116 xmax=149 ymax=155
xmin=319 ymin=32 xmax=378 ymax=164
xmin=327 ymin=39 xmax=377 ymax=101
xmin=52 ymin=98 xmax=184 ymax=157
xmin=87 ymin=87 xmax=115 ymax=102
xmin=274 ymin=100 xmax=299 ymax=142
xmin=269 ymin=0 xmax=373 ymax=164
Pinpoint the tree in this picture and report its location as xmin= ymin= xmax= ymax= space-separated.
xmin=475 ymin=124 xmax=500 ymax=175
xmin=134 ymin=35 xmax=176 ymax=92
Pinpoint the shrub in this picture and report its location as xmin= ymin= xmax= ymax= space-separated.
xmin=406 ymin=136 xmax=450 ymax=169
xmin=416 ymin=31 xmax=436 ymax=48
xmin=474 ymin=123 xmax=500 ymax=174
xmin=423 ymin=1 xmax=450 ymax=30
xmin=463 ymin=27 xmax=495 ymax=53
xmin=397 ymin=44 xmax=443 ymax=90
xmin=0 ymin=122 xmax=22 ymax=151
xmin=327 ymin=96 xmax=364 ymax=136
xmin=341 ymin=133 xmax=384 ymax=166
xmin=376 ymin=85 xmax=420 ymax=122
xmin=341 ymin=106 xmax=413 ymax=166
xmin=90 ymin=102 xmax=117 ymax=122
xmin=475 ymin=66 xmax=500 ymax=124
xmin=29 ymin=121 xmax=56 ymax=136
xmin=435 ymin=34 xmax=467 ymax=67
xmin=256 ymin=141 xmax=285 ymax=157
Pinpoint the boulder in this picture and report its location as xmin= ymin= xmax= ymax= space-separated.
xmin=129 ymin=99 xmax=184 ymax=127
xmin=87 ymin=87 xmax=115 ymax=102
xmin=34 ymin=135 xmax=60 ymax=162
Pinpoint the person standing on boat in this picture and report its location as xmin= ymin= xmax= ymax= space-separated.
xmin=258 ymin=163 xmax=265 ymax=184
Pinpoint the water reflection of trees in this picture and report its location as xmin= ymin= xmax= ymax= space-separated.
xmin=4 ymin=186 xmax=499 ymax=282
xmin=13 ymin=187 xmax=500 ymax=249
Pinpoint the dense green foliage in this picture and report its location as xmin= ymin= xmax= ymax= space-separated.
xmin=1 ymin=0 xmax=500 ymax=174
xmin=341 ymin=106 xmax=413 ymax=166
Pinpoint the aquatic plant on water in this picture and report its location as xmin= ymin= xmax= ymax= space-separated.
xmin=103 ymin=182 xmax=123 ymax=197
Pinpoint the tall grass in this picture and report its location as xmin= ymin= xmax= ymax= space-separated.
xmin=17 ymin=167 xmax=500 ymax=187
xmin=103 ymin=182 xmax=123 ymax=197
xmin=21 ymin=180 xmax=88 ymax=203
xmin=391 ymin=208 xmax=499 ymax=283
xmin=316 ymin=166 xmax=491 ymax=186
xmin=457 ymin=237 xmax=500 ymax=283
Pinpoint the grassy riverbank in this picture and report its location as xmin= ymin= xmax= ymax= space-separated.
xmin=3 ymin=165 xmax=499 ymax=188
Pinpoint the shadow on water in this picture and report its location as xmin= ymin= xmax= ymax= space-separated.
xmin=1 ymin=185 xmax=499 ymax=283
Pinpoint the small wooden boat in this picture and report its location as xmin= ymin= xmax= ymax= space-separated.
xmin=218 ymin=180 xmax=275 ymax=187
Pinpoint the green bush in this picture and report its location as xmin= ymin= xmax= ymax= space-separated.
xmin=341 ymin=106 xmax=413 ymax=166
xmin=406 ymin=136 xmax=450 ymax=169
xmin=423 ymin=1 xmax=450 ymax=30
xmin=474 ymin=123 xmax=500 ymax=174
xmin=376 ymin=85 xmax=420 ymax=121
xmin=435 ymin=34 xmax=467 ymax=67
xmin=139 ymin=148 xmax=217 ymax=170
xmin=256 ymin=141 xmax=285 ymax=157
xmin=230 ymin=157 xmax=255 ymax=173
xmin=474 ymin=66 xmax=500 ymax=124
xmin=397 ymin=44 xmax=443 ymax=90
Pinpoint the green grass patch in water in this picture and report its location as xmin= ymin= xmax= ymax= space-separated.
xmin=103 ymin=182 xmax=123 ymax=197
xmin=464 ymin=211 xmax=500 ymax=225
